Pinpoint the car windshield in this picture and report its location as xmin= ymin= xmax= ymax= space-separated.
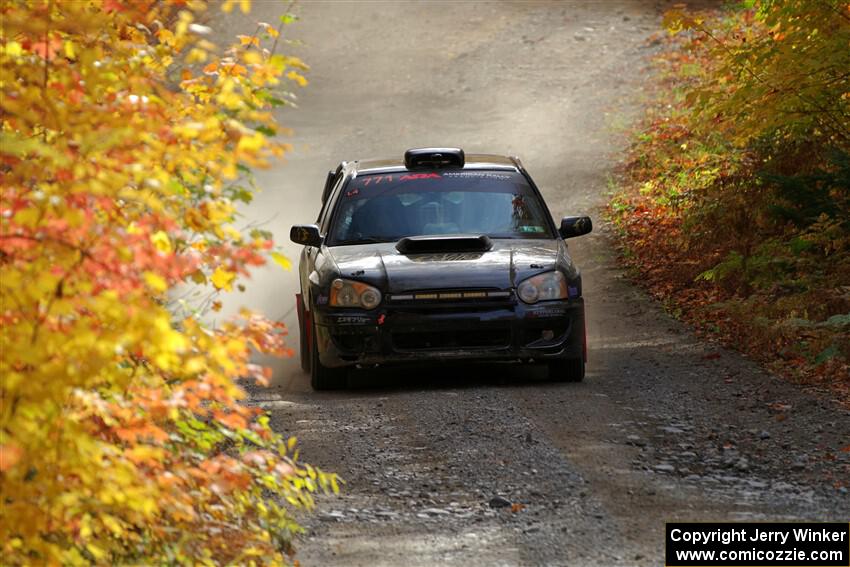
xmin=328 ymin=170 xmax=554 ymax=245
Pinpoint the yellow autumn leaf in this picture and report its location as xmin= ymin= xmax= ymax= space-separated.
xmin=80 ymin=516 xmax=93 ymax=539
xmin=13 ymin=207 xmax=40 ymax=228
xmin=205 ymin=201 xmax=235 ymax=224
xmin=286 ymin=70 xmax=308 ymax=87
xmin=223 ymin=225 xmax=243 ymax=242
xmin=150 ymin=230 xmax=172 ymax=253
xmin=236 ymin=132 xmax=265 ymax=153
xmin=270 ymin=251 xmax=291 ymax=270
xmin=101 ymin=515 xmax=124 ymax=537
xmin=157 ymin=29 xmax=175 ymax=46
xmin=3 ymin=41 xmax=23 ymax=57
xmin=86 ymin=543 xmax=107 ymax=560
xmin=243 ymin=50 xmax=262 ymax=65
xmin=186 ymin=47 xmax=207 ymax=63
xmin=63 ymin=40 xmax=75 ymax=59
xmin=210 ymin=266 xmax=236 ymax=291
xmin=143 ymin=272 xmax=168 ymax=293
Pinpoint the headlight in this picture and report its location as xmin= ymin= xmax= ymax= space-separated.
xmin=517 ymin=271 xmax=567 ymax=304
xmin=329 ymin=278 xmax=382 ymax=309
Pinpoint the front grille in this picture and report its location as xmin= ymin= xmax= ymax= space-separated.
xmin=392 ymin=328 xmax=510 ymax=351
xmin=388 ymin=289 xmax=512 ymax=303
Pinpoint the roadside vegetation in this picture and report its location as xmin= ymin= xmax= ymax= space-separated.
xmin=608 ymin=0 xmax=849 ymax=399
xmin=1 ymin=1 xmax=336 ymax=565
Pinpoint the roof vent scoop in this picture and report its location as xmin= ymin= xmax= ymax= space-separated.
xmin=404 ymin=147 xmax=464 ymax=169
xmin=396 ymin=234 xmax=492 ymax=254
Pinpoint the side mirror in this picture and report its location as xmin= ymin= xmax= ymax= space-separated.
xmin=559 ymin=216 xmax=593 ymax=239
xmin=290 ymin=224 xmax=323 ymax=247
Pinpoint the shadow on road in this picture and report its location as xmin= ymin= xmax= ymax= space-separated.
xmin=341 ymin=361 xmax=571 ymax=393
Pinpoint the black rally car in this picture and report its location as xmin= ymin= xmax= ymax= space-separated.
xmin=290 ymin=148 xmax=592 ymax=390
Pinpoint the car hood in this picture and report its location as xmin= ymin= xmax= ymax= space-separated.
xmin=323 ymin=239 xmax=577 ymax=292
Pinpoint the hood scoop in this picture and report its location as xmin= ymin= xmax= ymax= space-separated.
xmin=395 ymin=234 xmax=493 ymax=255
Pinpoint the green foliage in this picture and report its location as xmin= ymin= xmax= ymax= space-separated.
xmin=611 ymin=0 xmax=850 ymax=390
xmin=764 ymin=149 xmax=850 ymax=229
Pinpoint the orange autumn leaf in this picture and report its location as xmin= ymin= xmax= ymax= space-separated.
xmin=0 ymin=443 xmax=23 ymax=472
xmin=214 ymin=410 xmax=248 ymax=431
xmin=28 ymin=35 xmax=63 ymax=59
xmin=221 ymin=63 xmax=248 ymax=77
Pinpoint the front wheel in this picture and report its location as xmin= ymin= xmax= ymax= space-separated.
xmin=548 ymin=357 xmax=585 ymax=383
xmin=310 ymin=321 xmax=347 ymax=391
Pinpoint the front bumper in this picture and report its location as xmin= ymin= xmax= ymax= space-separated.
xmin=311 ymin=298 xmax=586 ymax=368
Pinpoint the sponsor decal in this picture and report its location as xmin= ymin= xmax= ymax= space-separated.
xmin=442 ymin=171 xmax=511 ymax=180
xmin=527 ymin=307 xmax=567 ymax=318
xmin=361 ymin=175 xmax=394 ymax=186
xmin=334 ymin=315 xmax=372 ymax=326
xmin=399 ymin=173 xmax=441 ymax=181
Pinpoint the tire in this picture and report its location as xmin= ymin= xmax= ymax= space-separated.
xmin=548 ymin=357 xmax=585 ymax=383
xmin=310 ymin=321 xmax=347 ymax=391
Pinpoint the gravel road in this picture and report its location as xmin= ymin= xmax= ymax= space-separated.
xmin=212 ymin=1 xmax=850 ymax=565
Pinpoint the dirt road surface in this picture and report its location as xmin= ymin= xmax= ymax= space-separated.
xmin=211 ymin=1 xmax=850 ymax=565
